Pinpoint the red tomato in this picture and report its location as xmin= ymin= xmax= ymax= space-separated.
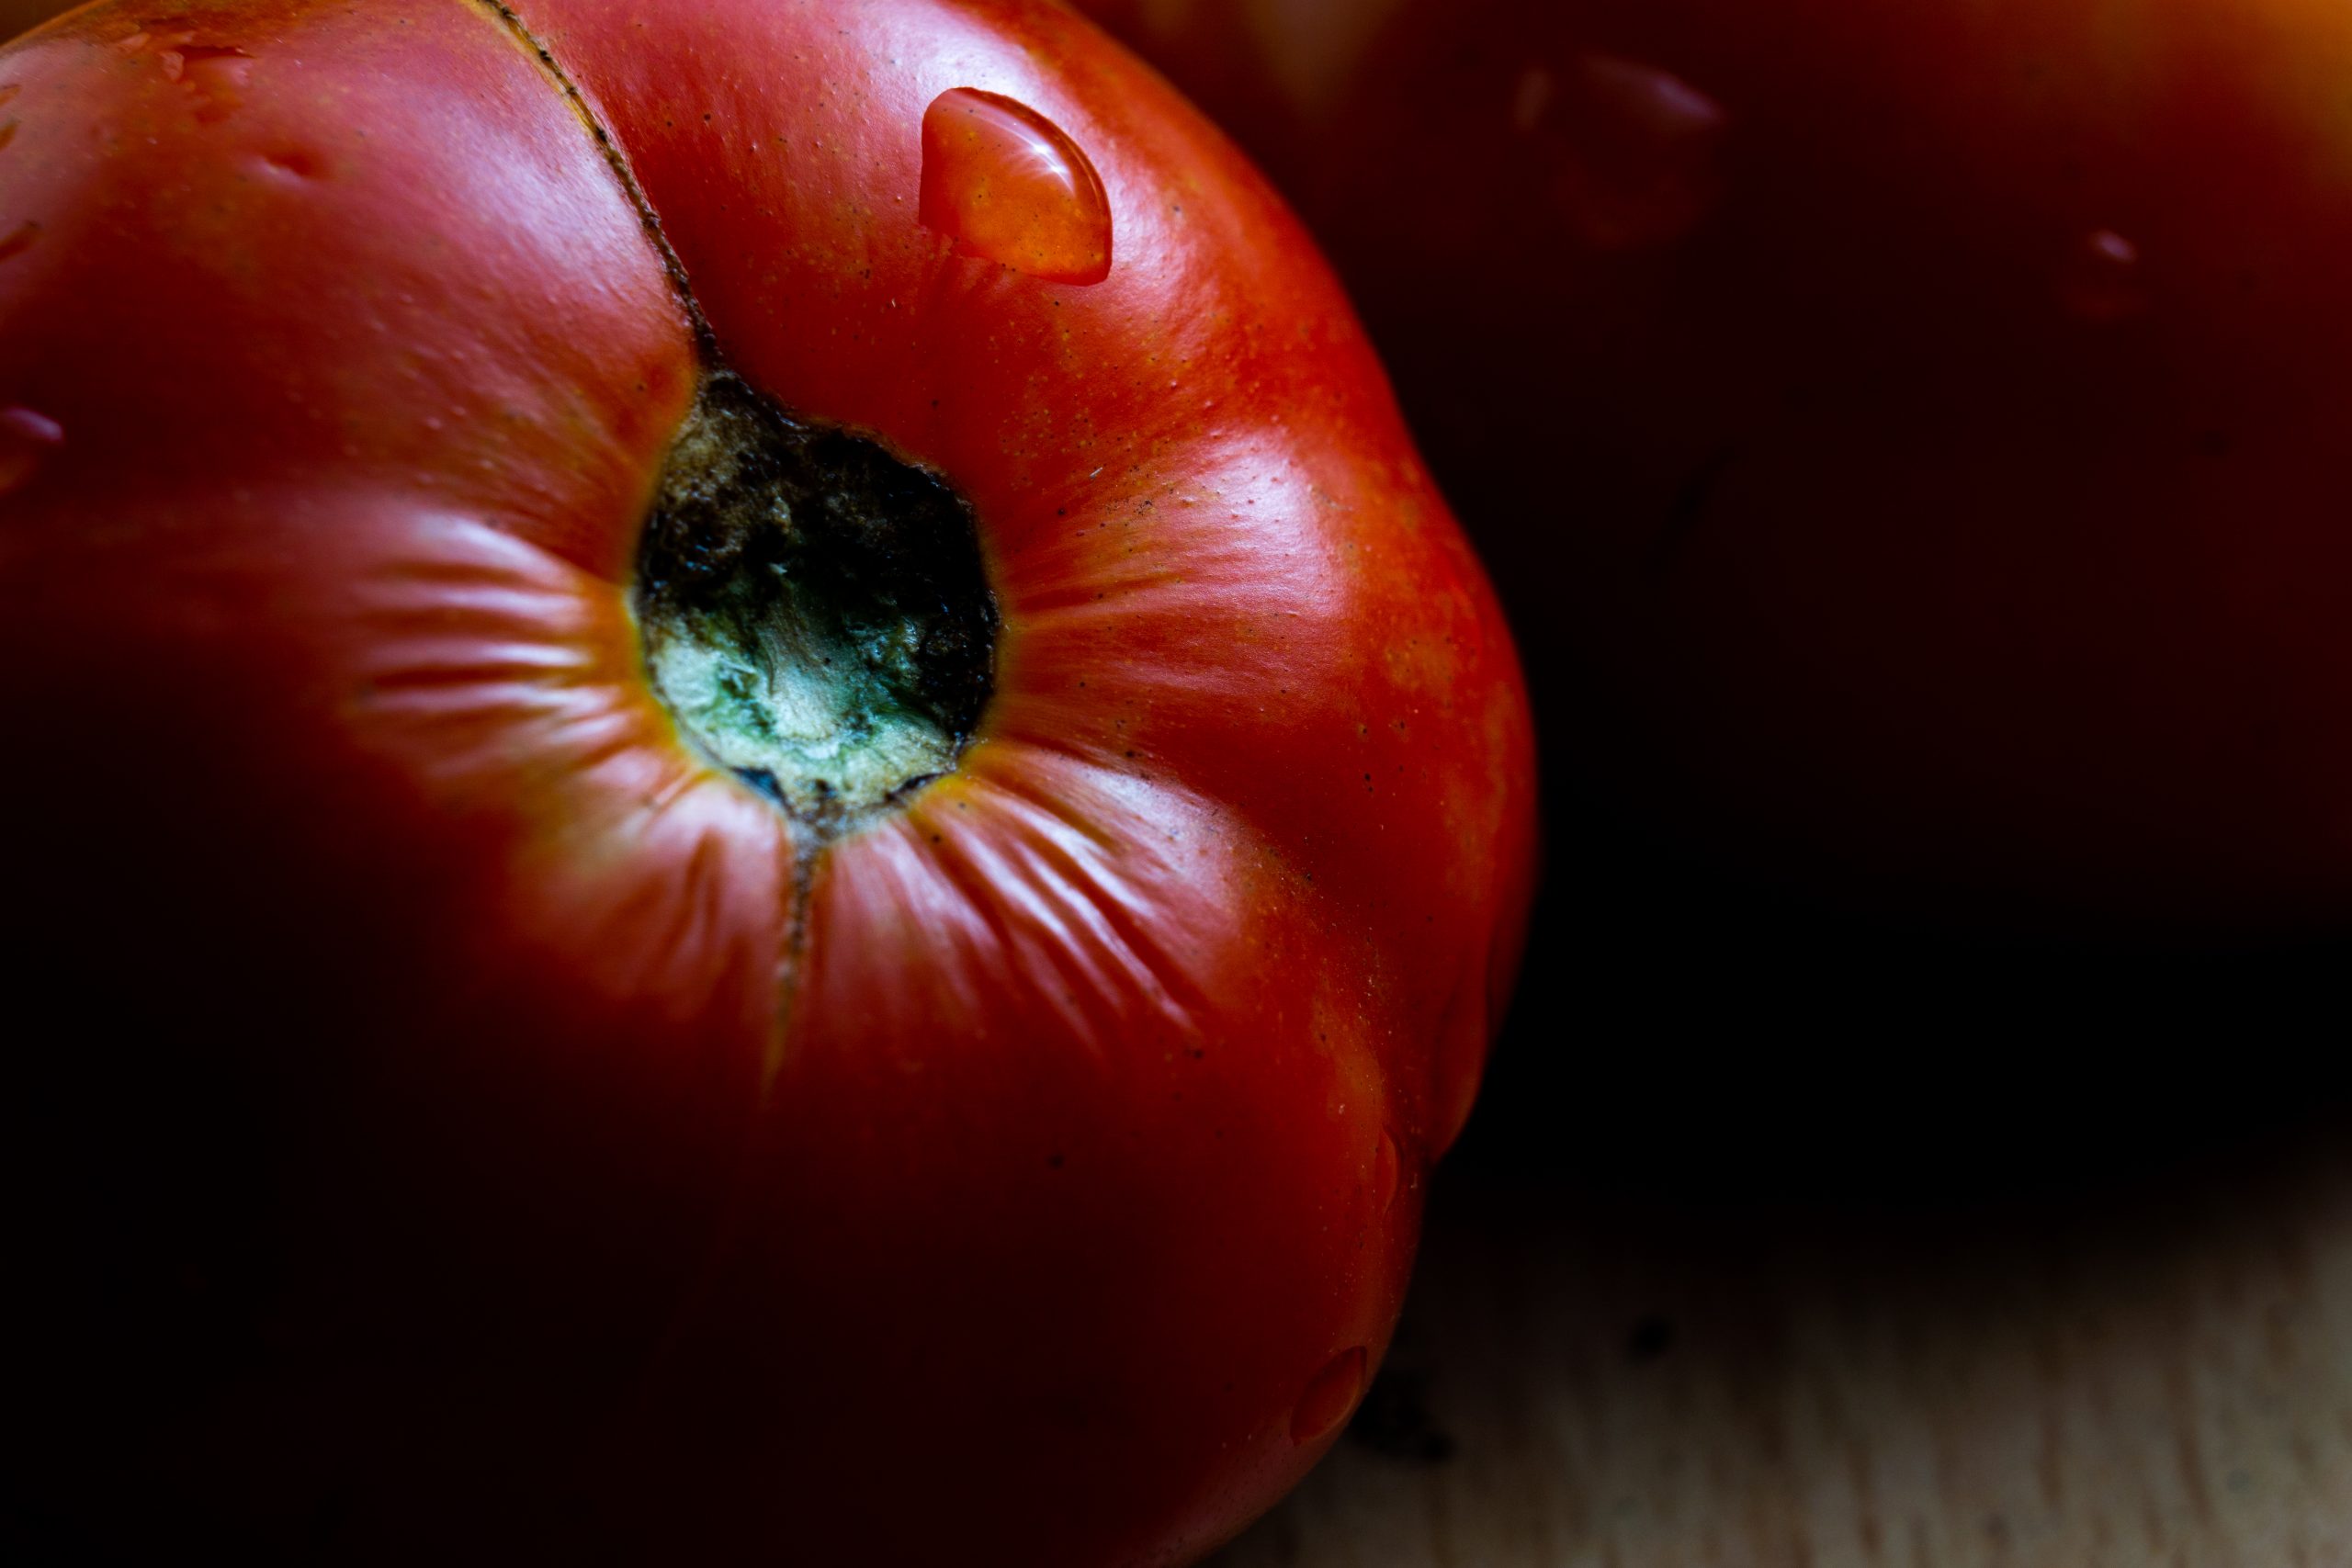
xmin=1086 ymin=0 xmax=2352 ymax=925
xmin=0 ymin=2 xmax=1532 ymax=1562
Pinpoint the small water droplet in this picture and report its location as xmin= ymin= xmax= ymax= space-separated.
xmin=919 ymin=87 xmax=1112 ymax=285
xmin=1373 ymin=1128 xmax=1400 ymax=1212
xmin=114 ymin=23 xmax=250 ymax=122
xmin=118 ymin=19 xmax=200 ymax=59
xmin=180 ymin=47 xmax=254 ymax=124
xmin=1291 ymin=1346 xmax=1369 ymax=1446
xmin=0 ymin=406 xmax=63 ymax=495
xmin=260 ymin=147 xmax=322 ymax=179
xmin=0 ymin=221 xmax=37 ymax=263
xmin=1528 ymin=53 xmax=1725 ymax=250
xmin=2060 ymin=227 xmax=2151 ymax=323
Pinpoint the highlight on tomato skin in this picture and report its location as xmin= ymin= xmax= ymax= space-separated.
xmin=0 ymin=0 xmax=1534 ymax=1563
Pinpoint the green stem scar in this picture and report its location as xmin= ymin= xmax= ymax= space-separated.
xmin=636 ymin=373 xmax=998 ymax=829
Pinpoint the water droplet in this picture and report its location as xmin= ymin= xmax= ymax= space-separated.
xmin=1373 ymin=1128 xmax=1399 ymax=1212
xmin=261 ymin=147 xmax=322 ymax=179
xmin=1290 ymin=1346 xmax=1369 ymax=1446
xmin=118 ymin=19 xmax=198 ymax=57
xmin=0 ymin=406 xmax=63 ymax=495
xmin=180 ymin=47 xmax=254 ymax=124
xmin=919 ymin=87 xmax=1112 ymax=285
xmin=112 ymin=23 xmax=251 ymax=123
xmin=1528 ymin=53 xmax=1725 ymax=250
xmin=0 ymin=221 xmax=37 ymax=263
xmin=2060 ymin=227 xmax=2151 ymax=323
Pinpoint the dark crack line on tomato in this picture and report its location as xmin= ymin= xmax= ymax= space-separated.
xmin=471 ymin=3 xmax=835 ymax=1396
xmin=472 ymin=0 xmax=718 ymax=360
xmin=469 ymin=0 xmax=831 ymax=1072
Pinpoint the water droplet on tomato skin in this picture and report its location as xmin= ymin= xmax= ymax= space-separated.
xmin=2060 ymin=227 xmax=2152 ymax=323
xmin=919 ymin=87 xmax=1113 ymax=285
xmin=0 ymin=406 xmax=63 ymax=495
xmin=1373 ymin=1128 xmax=1400 ymax=1212
xmin=109 ymin=23 xmax=252 ymax=123
xmin=181 ymin=50 xmax=255 ymax=126
xmin=1291 ymin=1346 xmax=1370 ymax=1446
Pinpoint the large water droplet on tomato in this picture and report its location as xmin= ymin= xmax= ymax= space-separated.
xmin=0 ymin=406 xmax=63 ymax=495
xmin=920 ymin=87 xmax=1112 ymax=285
xmin=1290 ymin=1346 xmax=1369 ymax=1446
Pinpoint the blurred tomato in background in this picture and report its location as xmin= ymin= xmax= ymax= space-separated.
xmin=1084 ymin=0 xmax=2352 ymax=927
xmin=1077 ymin=0 xmax=2352 ymax=1184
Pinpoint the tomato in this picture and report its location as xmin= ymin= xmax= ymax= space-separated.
xmin=1085 ymin=0 xmax=2352 ymax=926
xmin=0 ymin=2 xmax=1533 ymax=1562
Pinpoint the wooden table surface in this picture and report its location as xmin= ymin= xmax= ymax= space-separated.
xmin=1214 ymin=1107 xmax=2352 ymax=1568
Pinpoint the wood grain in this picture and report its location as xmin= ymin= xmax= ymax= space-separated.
xmin=1215 ymin=1120 xmax=2352 ymax=1567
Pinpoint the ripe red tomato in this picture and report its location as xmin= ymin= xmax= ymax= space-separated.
xmin=1086 ymin=0 xmax=2352 ymax=925
xmin=0 ymin=2 xmax=1532 ymax=1562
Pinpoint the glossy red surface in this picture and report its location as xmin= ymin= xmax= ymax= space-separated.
xmin=0 ymin=0 xmax=1533 ymax=1562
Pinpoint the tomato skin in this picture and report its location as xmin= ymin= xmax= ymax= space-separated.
xmin=0 ymin=2 xmax=1532 ymax=1563
xmin=1087 ymin=0 xmax=2352 ymax=924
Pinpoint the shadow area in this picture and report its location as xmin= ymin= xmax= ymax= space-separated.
xmin=1218 ymin=875 xmax=2352 ymax=1565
